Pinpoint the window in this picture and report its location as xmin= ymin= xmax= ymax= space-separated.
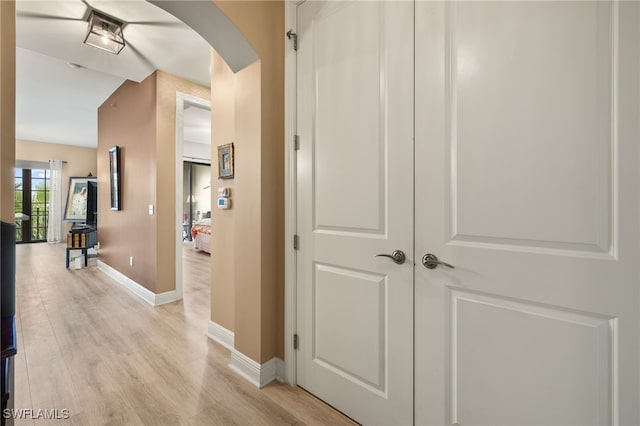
xmin=15 ymin=168 xmax=50 ymax=243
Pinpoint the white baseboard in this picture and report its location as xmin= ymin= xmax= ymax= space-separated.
xmin=97 ymin=260 xmax=179 ymax=306
xmin=206 ymin=322 xmax=284 ymax=388
xmin=207 ymin=321 xmax=235 ymax=352
xmin=154 ymin=290 xmax=180 ymax=305
xmin=229 ymin=351 xmax=285 ymax=388
xmin=275 ymin=358 xmax=285 ymax=383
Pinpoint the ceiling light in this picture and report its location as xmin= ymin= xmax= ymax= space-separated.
xmin=83 ymin=10 xmax=125 ymax=55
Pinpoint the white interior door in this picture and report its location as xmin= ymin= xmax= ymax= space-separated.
xmin=295 ymin=1 xmax=639 ymax=425
xmin=415 ymin=1 xmax=640 ymax=425
xmin=295 ymin=1 xmax=414 ymax=425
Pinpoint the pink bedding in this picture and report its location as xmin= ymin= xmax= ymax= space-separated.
xmin=191 ymin=220 xmax=212 ymax=253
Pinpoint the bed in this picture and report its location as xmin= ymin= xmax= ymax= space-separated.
xmin=191 ymin=218 xmax=212 ymax=253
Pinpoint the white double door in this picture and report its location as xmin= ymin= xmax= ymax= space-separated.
xmin=296 ymin=1 xmax=640 ymax=425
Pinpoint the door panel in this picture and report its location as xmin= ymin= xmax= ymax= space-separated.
xmin=415 ymin=1 xmax=639 ymax=425
xmin=296 ymin=1 xmax=414 ymax=424
xmin=313 ymin=264 xmax=387 ymax=391
xmin=451 ymin=289 xmax=612 ymax=425
xmin=312 ymin=1 xmax=386 ymax=234
xmin=449 ymin=1 xmax=613 ymax=256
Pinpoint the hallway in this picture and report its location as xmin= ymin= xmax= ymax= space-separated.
xmin=12 ymin=243 xmax=352 ymax=425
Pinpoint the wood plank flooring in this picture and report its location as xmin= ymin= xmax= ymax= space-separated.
xmin=13 ymin=243 xmax=355 ymax=426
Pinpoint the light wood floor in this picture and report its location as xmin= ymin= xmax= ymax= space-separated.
xmin=13 ymin=243 xmax=354 ymax=426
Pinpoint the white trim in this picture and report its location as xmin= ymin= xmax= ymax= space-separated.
xmin=175 ymin=92 xmax=212 ymax=302
xmin=97 ymin=260 xmax=179 ymax=306
xmin=206 ymin=321 xmax=235 ymax=352
xmin=284 ymin=0 xmax=299 ymax=387
xmin=229 ymin=350 xmax=284 ymax=388
xmin=155 ymin=291 xmax=180 ymax=306
xmin=275 ymin=358 xmax=286 ymax=383
xmin=229 ymin=350 xmax=262 ymax=387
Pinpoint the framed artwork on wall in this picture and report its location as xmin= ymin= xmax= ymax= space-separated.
xmin=109 ymin=146 xmax=121 ymax=210
xmin=63 ymin=176 xmax=98 ymax=222
xmin=217 ymin=143 xmax=234 ymax=180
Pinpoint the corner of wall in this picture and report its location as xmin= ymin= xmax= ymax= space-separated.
xmin=210 ymin=49 xmax=236 ymax=333
xmin=154 ymin=71 xmax=210 ymax=295
xmin=209 ymin=1 xmax=285 ymax=365
xmin=0 ymin=0 xmax=16 ymax=223
xmin=97 ymin=76 xmax=158 ymax=293
xmin=97 ymin=71 xmax=209 ymax=297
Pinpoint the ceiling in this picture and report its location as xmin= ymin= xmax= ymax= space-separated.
xmin=16 ymin=0 xmax=213 ymax=148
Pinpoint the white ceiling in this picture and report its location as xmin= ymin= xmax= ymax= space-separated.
xmin=16 ymin=0 xmax=213 ymax=148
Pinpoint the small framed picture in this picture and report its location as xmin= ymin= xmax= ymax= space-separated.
xmin=217 ymin=143 xmax=234 ymax=180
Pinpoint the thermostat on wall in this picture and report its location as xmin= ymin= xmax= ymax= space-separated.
xmin=217 ymin=197 xmax=231 ymax=209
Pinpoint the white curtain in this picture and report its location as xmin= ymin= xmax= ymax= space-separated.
xmin=47 ymin=160 xmax=64 ymax=242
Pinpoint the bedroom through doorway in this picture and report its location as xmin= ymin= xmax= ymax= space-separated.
xmin=175 ymin=93 xmax=212 ymax=321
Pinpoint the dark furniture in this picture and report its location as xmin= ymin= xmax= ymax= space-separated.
xmin=1 ymin=316 xmax=16 ymax=425
xmin=66 ymin=226 xmax=97 ymax=268
xmin=1 ymin=221 xmax=16 ymax=426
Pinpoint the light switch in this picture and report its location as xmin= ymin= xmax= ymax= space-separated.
xmin=148 ymin=204 xmax=154 ymax=215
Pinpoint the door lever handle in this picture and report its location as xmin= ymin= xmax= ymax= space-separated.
xmin=422 ymin=253 xmax=455 ymax=270
xmin=376 ymin=250 xmax=406 ymax=265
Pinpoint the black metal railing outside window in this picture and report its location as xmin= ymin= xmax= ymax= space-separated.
xmin=15 ymin=168 xmax=50 ymax=243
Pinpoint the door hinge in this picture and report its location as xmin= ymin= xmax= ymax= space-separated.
xmin=294 ymin=135 xmax=300 ymax=151
xmin=286 ymin=29 xmax=298 ymax=51
xmin=293 ymin=333 xmax=299 ymax=350
xmin=293 ymin=234 xmax=300 ymax=250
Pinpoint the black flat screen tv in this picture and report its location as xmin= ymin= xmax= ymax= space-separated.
xmin=86 ymin=180 xmax=98 ymax=226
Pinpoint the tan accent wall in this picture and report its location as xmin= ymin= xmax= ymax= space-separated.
xmin=210 ymin=50 xmax=236 ymax=332
xmin=212 ymin=1 xmax=285 ymax=362
xmin=0 ymin=1 xmax=16 ymax=223
xmin=155 ymin=71 xmax=210 ymax=293
xmin=15 ymin=140 xmax=97 ymax=234
xmin=232 ymin=61 xmax=263 ymax=361
xmin=97 ymin=72 xmax=209 ymax=294
xmin=97 ymin=76 xmax=158 ymax=291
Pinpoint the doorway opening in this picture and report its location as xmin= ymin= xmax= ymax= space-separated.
xmin=183 ymin=161 xmax=211 ymax=243
xmin=175 ymin=93 xmax=211 ymax=310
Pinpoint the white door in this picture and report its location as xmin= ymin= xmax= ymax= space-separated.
xmin=415 ymin=1 xmax=640 ymax=425
xmin=296 ymin=1 xmax=640 ymax=425
xmin=296 ymin=1 xmax=414 ymax=425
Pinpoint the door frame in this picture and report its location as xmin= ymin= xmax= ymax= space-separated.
xmin=283 ymin=0 xmax=301 ymax=386
xmin=175 ymin=91 xmax=212 ymax=301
